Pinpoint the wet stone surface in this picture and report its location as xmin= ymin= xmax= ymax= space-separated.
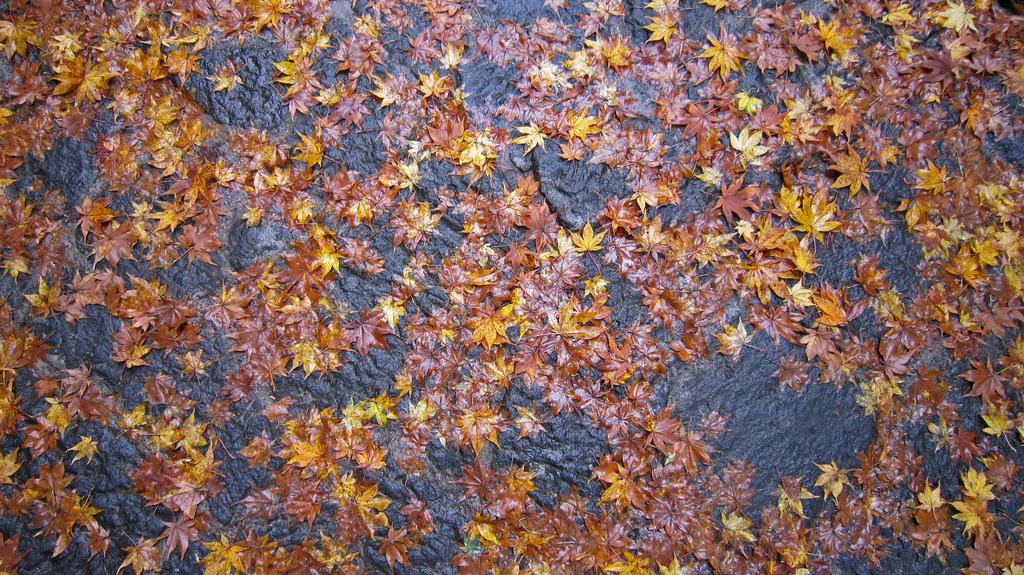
xmin=36 ymin=137 xmax=98 ymax=207
xmin=530 ymin=148 xmax=630 ymax=229
xmin=226 ymin=218 xmax=295 ymax=271
xmin=186 ymin=43 xmax=287 ymax=130
xmin=1 ymin=0 xmax=1022 ymax=574
xmin=662 ymin=338 xmax=876 ymax=513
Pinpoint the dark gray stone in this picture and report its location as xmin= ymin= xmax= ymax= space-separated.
xmin=187 ymin=43 xmax=287 ymax=130
xmin=227 ymin=218 xmax=294 ymax=271
xmin=661 ymin=338 xmax=876 ymax=512
xmin=531 ymin=148 xmax=629 ymax=229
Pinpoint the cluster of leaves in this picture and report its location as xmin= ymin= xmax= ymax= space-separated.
xmin=1 ymin=0 xmax=1024 ymax=574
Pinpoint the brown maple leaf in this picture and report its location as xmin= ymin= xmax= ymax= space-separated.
xmin=960 ymin=360 xmax=1005 ymax=404
xmin=350 ymin=309 xmax=393 ymax=357
xmin=158 ymin=515 xmax=206 ymax=559
xmin=714 ymin=179 xmax=758 ymax=223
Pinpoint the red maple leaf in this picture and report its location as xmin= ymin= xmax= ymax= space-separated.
xmin=960 ymin=359 xmax=1005 ymax=404
xmin=714 ymin=179 xmax=757 ymax=223
xmin=350 ymin=309 xmax=393 ymax=357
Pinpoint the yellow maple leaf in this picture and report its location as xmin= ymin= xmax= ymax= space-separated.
xmin=377 ymin=296 xmax=406 ymax=328
xmin=729 ymin=128 xmax=768 ymax=165
xmin=915 ymin=160 xmax=948 ymax=194
xmin=441 ymin=43 xmax=463 ymax=69
xmin=829 ymin=148 xmax=871 ymax=197
xmin=208 ymin=62 xmax=244 ymax=92
xmin=418 ymin=70 xmax=450 ymax=98
xmin=44 ymin=398 xmax=69 ymax=435
xmin=273 ymin=58 xmax=302 ymax=89
xmin=512 ymin=123 xmax=548 ymax=155
xmin=49 ymin=31 xmax=82 ymax=61
xmin=362 ymin=393 xmax=398 ymax=427
xmin=566 ymin=108 xmax=602 ymax=142
xmin=3 ymin=257 xmax=29 ymax=280
xmin=788 ymin=280 xmax=815 ymax=308
xmin=0 ymin=450 xmax=21 ymax=484
xmin=549 ymin=296 xmax=603 ymax=340
xmin=1004 ymin=563 xmax=1024 ymax=575
xmin=53 ymin=58 xmax=117 ymax=102
xmin=68 ymin=436 xmax=99 ymax=463
xmin=934 ymin=0 xmax=976 ymax=34
xmin=814 ymin=461 xmax=849 ymax=500
xmin=916 ymin=482 xmax=945 ymax=512
xmin=981 ymin=412 xmax=1013 ymax=436
xmin=644 ymin=16 xmax=675 ymax=46
xmin=316 ymin=86 xmax=339 ymax=106
xmin=703 ymin=0 xmax=731 ymax=11
xmin=721 ymin=511 xmax=756 ymax=542
xmin=150 ymin=203 xmax=183 ymax=232
xmin=469 ymin=313 xmax=510 ymax=348
xmin=882 ymin=4 xmax=915 ymax=27
xmin=716 ymin=319 xmax=752 ymax=358
xmin=591 ymin=37 xmax=632 ymax=70
xmin=288 ymin=341 xmax=322 ymax=378
xmin=0 ymin=17 xmax=41 ymax=58
xmin=788 ymin=237 xmax=820 ymax=275
xmin=287 ymin=440 xmax=325 ymax=469
xmin=818 ymin=20 xmax=855 ymax=60
xmin=370 ymin=74 xmax=400 ymax=107
xmin=606 ymin=551 xmax=652 ymax=574
xmin=457 ymin=130 xmax=498 ymax=171
xmin=176 ymin=413 xmax=208 ymax=451
xmin=408 ymin=398 xmax=436 ymax=423
xmin=312 ymin=242 xmax=341 ymax=276
xmin=961 ymin=468 xmax=994 ymax=501
xmin=697 ymin=166 xmax=723 ymax=186
xmin=779 ymin=187 xmax=842 ymax=241
xmin=736 ymin=91 xmax=762 ymax=115
xmin=201 ymin=535 xmax=246 ymax=575
xmin=571 ymin=223 xmax=605 ymax=252
xmin=584 ymin=274 xmax=609 ymax=298
xmin=699 ymin=30 xmax=747 ymax=80
xmin=658 ymin=558 xmax=691 ymax=575
xmin=951 ymin=498 xmax=987 ymax=537
xmin=293 ymin=131 xmax=324 ymax=167
xmin=25 ymin=277 xmax=59 ymax=317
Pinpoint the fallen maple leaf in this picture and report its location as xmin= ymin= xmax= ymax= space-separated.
xmin=779 ymin=186 xmax=842 ymax=241
xmin=566 ymin=109 xmax=601 ymax=142
xmin=714 ymin=179 xmax=757 ymax=223
xmin=829 ymin=148 xmax=871 ymax=197
xmin=469 ymin=312 xmax=510 ymax=348
xmin=729 ymin=128 xmax=768 ymax=165
xmin=571 ymin=223 xmax=605 ymax=252
xmin=700 ymin=27 xmax=747 ymax=79
xmin=961 ymin=360 xmax=1006 ymax=404
xmin=644 ymin=16 xmax=675 ymax=46
xmin=934 ymin=0 xmax=976 ymax=34
xmin=350 ymin=310 xmax=393 ymax=357
xmin=512 ymin=123 xmax=548 ymax=155
xmin=716 ymin=319 xmax=752 ymax=358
